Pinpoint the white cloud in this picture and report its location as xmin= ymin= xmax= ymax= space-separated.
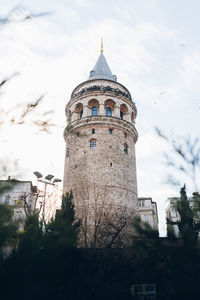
xmin=75 ymin=0 xmax=92 ymax=7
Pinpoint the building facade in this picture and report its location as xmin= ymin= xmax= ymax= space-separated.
xmin=63 ymin=47 xmax=138 ymax=212
xmin=138 ymin=197 xmax=159 ymax=231
xmin=0 ymin=178 xmax=37 ymax=228
xmin=63 ymin=46 xmax=140 ymax=246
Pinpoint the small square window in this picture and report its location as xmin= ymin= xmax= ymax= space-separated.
xmin=90 ymin=139 xmax=96 ymax=149
xmin=124 ymin=144 xmax=128 ymax=154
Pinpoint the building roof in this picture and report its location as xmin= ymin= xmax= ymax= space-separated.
xmin=88 ymin=52 xmax=117 ymax=82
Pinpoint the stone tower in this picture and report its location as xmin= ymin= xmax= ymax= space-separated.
xmin=63 ymin=45 xmax=139 ymax=228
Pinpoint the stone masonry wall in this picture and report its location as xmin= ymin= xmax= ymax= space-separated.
xmin=63 ymin=79 xmax=139 ymax=213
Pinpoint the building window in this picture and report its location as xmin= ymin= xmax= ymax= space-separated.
xmin=124 ymin=144 xmax=128 ymax=154
xmin=92 ymin=106 xmax=98 ymax=116
xmin=110 ymin=162 xmax=112 ymax=167
xmin=92 ymin=128 xmax=95 ymax=134
xmin=75 ymin=103 xmax=83 ymax=119
xmin=109 ymin=129 xmax=112 ymax=135
xmin=90 ymin=139 xmax=96 ymax=149
xmin=124 ymin=132 xmax=127 ymax=138
xmin=143 ymin=215 xmax=149 ymax=222
xmin=106 ymin=107 xmax=112 ymax=116
xmin=120 ymin=111 xmax=123 ymax=119
xmin=77 ymin=132 xmax=80 ymax=137
xmin=131 ymin=284 xmax=156 ymax=299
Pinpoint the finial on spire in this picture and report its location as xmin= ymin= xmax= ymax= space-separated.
xmin=100 ymin=38 xmax=103 ymax=53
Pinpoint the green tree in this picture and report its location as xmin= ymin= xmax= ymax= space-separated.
xmin=132 ymin=216 xmax=159 ymax=238
xmin=44 ymin=191 xmax=80 ymax=250
xmin=0 ymin=204 xmax=18 ymax=257
xmin=167 ymin=185 xmax=200 ymax=250
xmin=18 ymin=213 xmax=43 ymax=256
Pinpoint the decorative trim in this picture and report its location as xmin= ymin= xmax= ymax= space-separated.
xmin=72 ymin=85 xmax=133 ymax=101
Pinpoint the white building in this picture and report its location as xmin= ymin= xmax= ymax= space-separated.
xmin=138 ymin=197 xmax=159 ymax=231
xmin=0 ymin=178 xmax=37 ymax=223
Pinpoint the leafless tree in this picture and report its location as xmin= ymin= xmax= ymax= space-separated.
xmin=74 ymin=181 xmax=136 ymax=248
xmin=0 ymin=6 xmax=51 ymax=27
xmin=19 ymin=191 xmax=42 ymax=219
xmin=155 ymin=127 xmax=200 ymax=192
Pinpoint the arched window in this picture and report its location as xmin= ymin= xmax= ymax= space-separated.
xmin=92 ymin=106 xmax=98 ymax=116
xmin=109 ymin=129 xmax=112 ymax=135
xmin=124 ymin=144 xmax=128 ymax=154
xmin=92 ymin=128 xmax=95 ymax=134
xmin=75 ymin=103 xmax=83 ymax=119
xmin=90 ymin=139 xmax=96 ymax=149
xmin=106 ymin=107 xmax=112 ymax=116
xmin=120 ymin=104 xmax=128 ymax=120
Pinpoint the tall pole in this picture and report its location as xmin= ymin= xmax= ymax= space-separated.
xmin=38 ymin=179 xmax=55 ymax=221
xmin=42 ymin=182 xmax=47 ymax=221
xmin=33 ymin=172 xmax=61 ymax=222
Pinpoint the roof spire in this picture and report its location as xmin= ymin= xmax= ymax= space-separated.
xmin=100 ymin=37 xmax=103 ymax=53
xmin=88 ymin=41 xmax=117 ymax=82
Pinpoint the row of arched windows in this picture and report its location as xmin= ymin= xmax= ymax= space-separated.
xmin=70 ymin=99 xmax=134 ymax=122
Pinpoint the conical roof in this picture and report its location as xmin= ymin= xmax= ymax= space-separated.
xmin=88 ymin=53 xmax=117 ymax=82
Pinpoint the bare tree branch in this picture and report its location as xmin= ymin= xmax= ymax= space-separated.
xmin=155 ymin=127 xmax=200 ymax=192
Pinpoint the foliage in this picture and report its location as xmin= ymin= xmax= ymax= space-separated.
xmin=44 ymin=191 xmax=80 ymax=250
xmin=0 ymin=181 xmax=18 ymax=256
xmin=132 ymin=215 xmax=159 ymax=238
xmin=18 ymin=213 xmax=43 ymax=256
xmin=0 ymin=187 xmax=200 ymax=299
xmin=0 ymin=204 xmax=18 ymax=255
xmin=167 ymin=185 xmax=200 ymax=250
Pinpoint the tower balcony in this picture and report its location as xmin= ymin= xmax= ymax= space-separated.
xmin=64 ymin=115 xmax=138 ymax=143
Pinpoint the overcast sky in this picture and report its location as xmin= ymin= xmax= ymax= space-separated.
xmin=0 ymin=0 xmax=200 ymax=235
